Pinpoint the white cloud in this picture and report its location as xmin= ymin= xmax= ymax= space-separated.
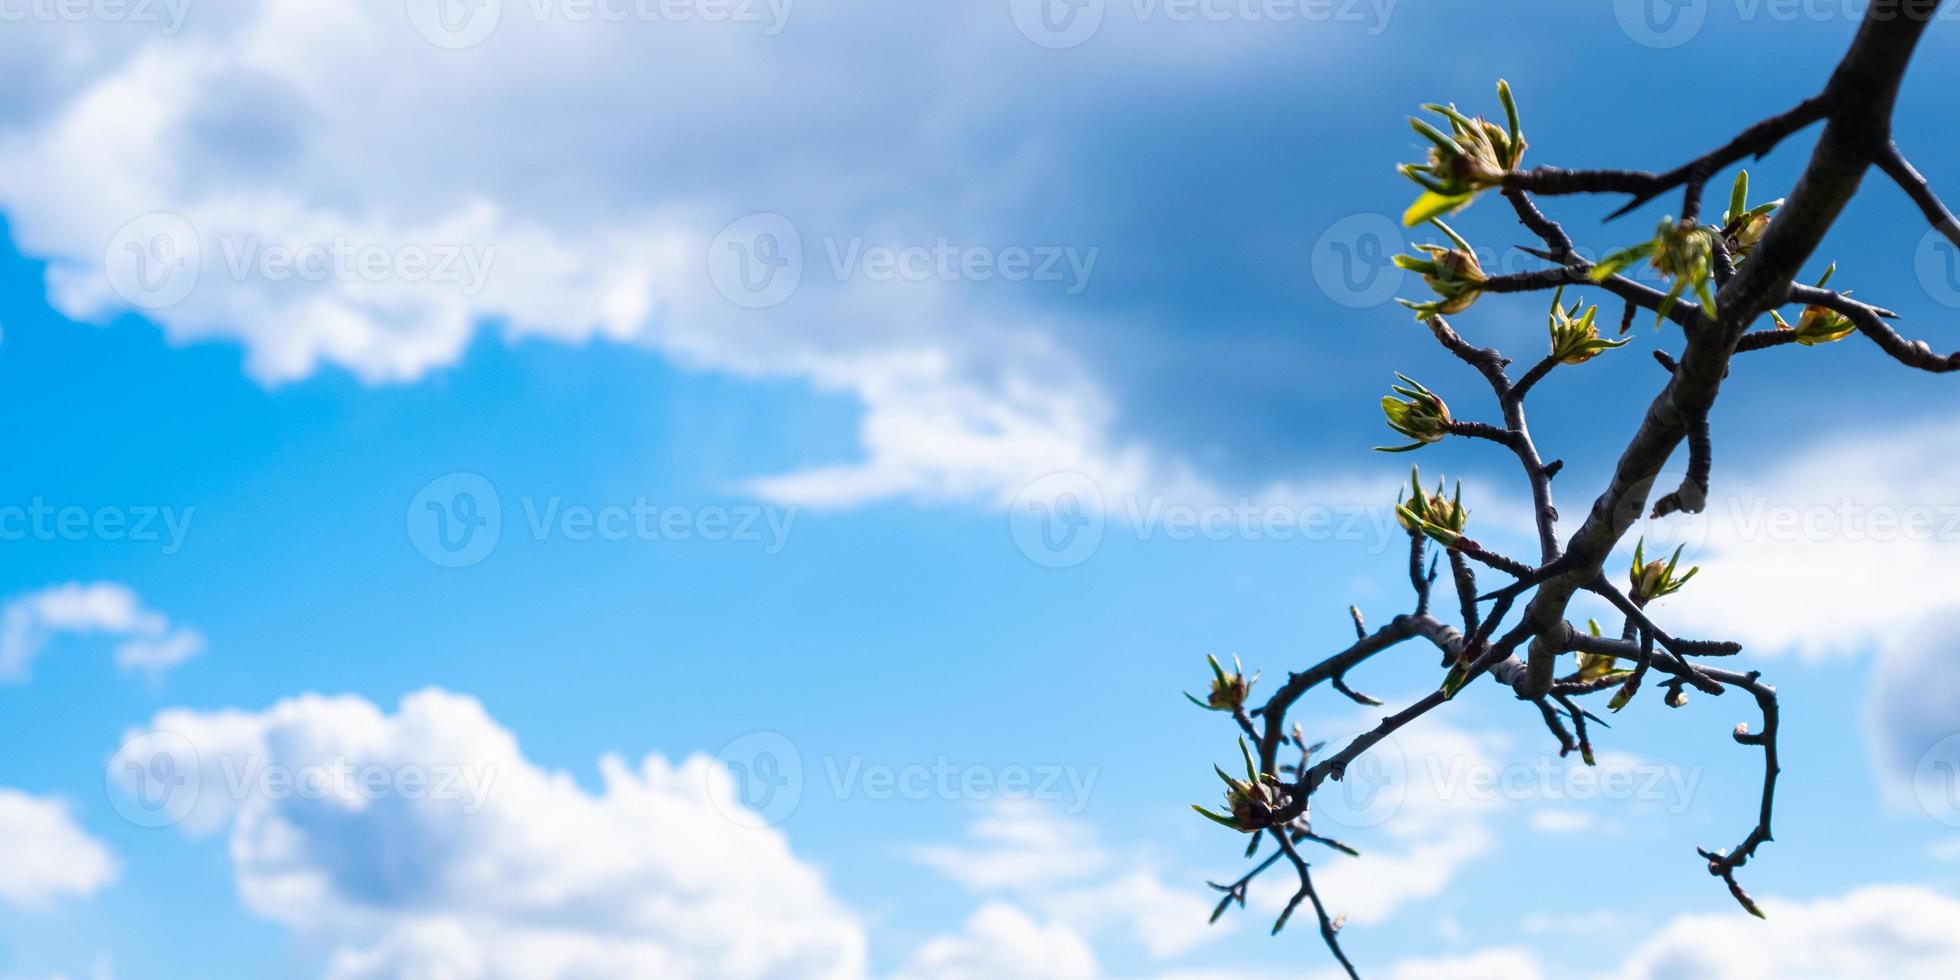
xmin=1385 ymin=948 xmax=1545 ymax=980
xmin=1659 ymin=419 xmax=1960 ymax=661
xmin=1614 ymin=884 xmax=1960 ymax=980
xmin=910 ymin=799 xmax=1109 ymax=891
xmin=0 ymin=789 xmax=117 ymax=906
xmin=1341 ymin=885 xmax=1960 ymax=980
xmin=1520 ymin=909 xmax=1621 ymax=935
xmin=0 ymin=2 xmax=1389 ymax=514
xmin=1250 ymin=714 xmax=1505 ymax=927
xmin=908 ymin=800 xmax=1226 ymax=960
xmin=0 ymin=581 xmax=203 ymax=680
xmin=1608 ymin=419 xmax=1960 ymax=818
xmin=894 ymin=902 xmax=1098 ymax=980
xmin=114 ymin=688 xmax=865 ymax=979
xmin=1036 ymin=869 xmax=1220 ymax=961
xmin=1528 ymin=809 xmax=1595 ymax=834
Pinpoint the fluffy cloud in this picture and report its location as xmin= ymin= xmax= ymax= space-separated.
xmin=1313 ymin=885 xmax=1960 ymax=980
xmin=0 ymin=789 xmax=117 ymax=906
xmin=908 ymin=800 xmax=1223 ymax=961
xmin=0 ymin=2 xmax=1405 ymax=515
xmin=0 ymin=581 xmax=204 ymax=680
xmin=894 ymin=902 xmax=1099 ymax=980
xmin=1659 ymin=419 xmax=1960 ymax=661
xmin=1624 ymin=419 xmax=1960 ymax=815
xmin=0 ymin=3 xmax=1114 ymax=512
xmin=1613 ymin=885 xmax=1960 ymax=980
xmin=112 ymin=688 xmax=864 ymax=979
xmin=1247 ymin=714 xmax=1506 ymax=927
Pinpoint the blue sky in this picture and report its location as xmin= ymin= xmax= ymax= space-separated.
xmin=3 ymin=1 xmax=1960 ymax=978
